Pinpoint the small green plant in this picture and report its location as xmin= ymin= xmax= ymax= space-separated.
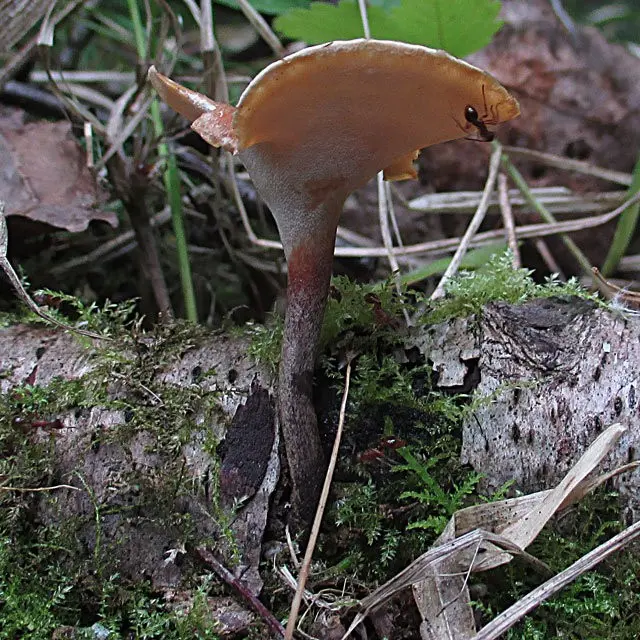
xmin=321 ymin=275 xmax=408 ymax=348
xmin=0 ymin=536 xmax=76 ymax=640
xmin=349 ymin=354 xmax=423 ymax=410
xmin=28 ymin=289 xmax=138 ymax=337
xmin=395 ymin=446 xmax=483 ymax=534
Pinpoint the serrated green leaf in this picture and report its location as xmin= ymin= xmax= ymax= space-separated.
xmin=275 ymin=0 xmax=503 ymax=57
xmin=274 ymin=2 xmax=390 ymax=43
xmin=215 ymin=0 xmax=311 ymax=16
xmin=381 ymin=0 xmax=503 ymax=56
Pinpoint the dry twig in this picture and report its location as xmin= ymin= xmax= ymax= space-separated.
xmin=497 ymin=172 xmax=520 ymax=268
xmin=196 ymin=546 xmax=285 ymax=638
xmin=431 ymin=144 xmax=502 ymax=298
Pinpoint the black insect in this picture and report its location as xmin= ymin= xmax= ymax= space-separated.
xmin=464 ymin=105 xmax=494 ymax=142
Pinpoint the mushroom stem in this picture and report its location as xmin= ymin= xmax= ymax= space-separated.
xmin=279 ymin=236 xmax=336 ymax=524
xmin=238 ymin=144 xmax=346 ymax=524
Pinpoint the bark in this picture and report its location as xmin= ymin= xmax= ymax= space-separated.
xmin=460 ymin=298 xmax=640 ymax=521
xmin=405 ymin=297 xmax=640 ymax=519
xmin=0 ymin=325 xmax=278 ymax=595
xmin=1 ymin=297 xmax=639 ymax=589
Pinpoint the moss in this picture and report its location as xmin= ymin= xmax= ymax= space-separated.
xmin=246 ymin=253 xmax=600 ymax=378
xmin=422 ymin=252 xmax=600 ymax=325
xmin=0 ymin=300 xmax=236 ymax=638
xmin=475 ymin=493 xmax=640 ymax=640
xmin=245 ymin=316 xmax=283 ymax=379
xmin=0 ymin=530 xmax=225 ymax=639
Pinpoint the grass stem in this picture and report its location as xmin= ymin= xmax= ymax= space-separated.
xmin=601 ymin=153 xmax=640 ymax=276
xmin=127 ymin=0 xmax=198 ymax=321
xmin=499 ymin=144 xmax=593 ymax=276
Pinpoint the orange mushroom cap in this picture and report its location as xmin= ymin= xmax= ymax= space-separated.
xmin=149 ymin=39 xmax=519 ymax=255
xmin=234 ymin=39 xmax=518 ymax=171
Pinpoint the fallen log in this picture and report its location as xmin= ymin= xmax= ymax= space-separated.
xmin=1 ymin=296 xmax=638 ymax=593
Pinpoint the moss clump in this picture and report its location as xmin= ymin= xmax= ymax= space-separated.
xmin=247 ymin=252 xmax=599 ymax=376
xmin=474 ymin=494 xmax=640 ymax=640
xmin=0 ymin=529 xmax=225 ymax=639
xmin=245 ymin=317 xmax=283 ymax=379
xmin=0 ymin=301 xmax=237 ymax=638
xmin=423 ymin=252 xmax=598 ymax=325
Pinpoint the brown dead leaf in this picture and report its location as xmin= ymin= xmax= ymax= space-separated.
xmin=0 ymin=107 xmax=116 ymax=232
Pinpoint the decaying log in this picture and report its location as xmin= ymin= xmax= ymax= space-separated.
xmin=460 ymin=298 xmax=640 ymax=521
xmin=407 ymin=297 xmax=640 ymax=520
xmin=1 ymin=297 xmax=639 ymax=590
xmin=0 ymin=325 xmax=277 ymax=596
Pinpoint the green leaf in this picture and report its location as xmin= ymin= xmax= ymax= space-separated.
xmin=275 ymin=0 xmax=503 ymax=57
xmin=215 ymin=0 xmax=311 ymax=16
xmin=274 ymin=2 xmax=390 ymax=43
xmin=381 ymin=0 xmax=503 ymax=57
xmin=400 ymin=242 xmax=507 ymax=286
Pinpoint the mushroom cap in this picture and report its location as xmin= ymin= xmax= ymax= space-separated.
xmin=234 ymin=39 xmax=519 ymax=181
xmin=148 ymin=40 xmax=520 ymax=255
xmin=149 ymin=39 xmax=519 ymax=180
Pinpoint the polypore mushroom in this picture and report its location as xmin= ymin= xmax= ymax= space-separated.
xmin=148 ymin=39 xmax=519 ymax=525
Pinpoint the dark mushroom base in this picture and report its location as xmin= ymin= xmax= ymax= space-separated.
xmin=278 ymin=240 xmax=334 ymax=527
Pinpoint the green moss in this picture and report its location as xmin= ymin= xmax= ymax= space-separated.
xmin=0 ymin=530 xmax=78 ymax=640
xmin=423 ymin=252 xmax=599 ymax=325
xmin=478 ymin=493 xmax=640 ymax=640
xmin=245 ymin=252 xmax=599 ymax=382
xmin=0 ymin=299 xmax=238 ymax=638
xmin=245 ymin=316 xmax=283 ymax=378
xmin=0 ymin=531 xmax=224 ymax=639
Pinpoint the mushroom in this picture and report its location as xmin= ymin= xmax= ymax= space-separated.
xmin=148 ymin=39 xmax=519 ymax=526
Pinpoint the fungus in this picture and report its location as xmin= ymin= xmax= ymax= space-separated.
xmin=148 ymin=39 xmax=520 ymax=525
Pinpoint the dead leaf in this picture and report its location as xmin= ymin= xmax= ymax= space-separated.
xmin=0 ymin=107 xmax=116 ymax=232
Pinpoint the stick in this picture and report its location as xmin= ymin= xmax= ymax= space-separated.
xmin=497 ymin=172 xmax=521 ymax=268
xmin=196 ymin=546 xmax=286 ymax=638
xmin=432 ymin=145 xmax=502 ymax=299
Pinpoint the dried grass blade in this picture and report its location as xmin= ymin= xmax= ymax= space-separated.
xmin=473 ymin=519 xmax=640 ymax=640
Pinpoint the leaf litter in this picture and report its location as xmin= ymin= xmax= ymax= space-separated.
xmin=0 ymin=106 xmax=115 ymax=232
